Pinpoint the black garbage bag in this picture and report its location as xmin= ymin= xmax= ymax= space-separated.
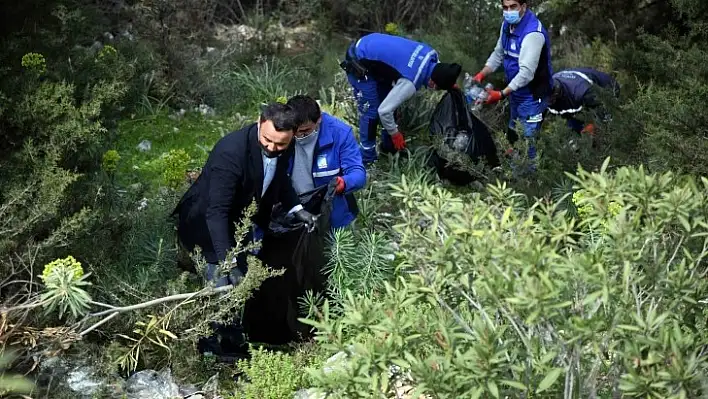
xmin=429 ymin=87 xmax=500 ymax=185
xmin=241 ymin=179 xmax=337 ymax=346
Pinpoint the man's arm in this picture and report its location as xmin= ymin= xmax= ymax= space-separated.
xmin=503 ymin=32 xmax=545 ymax=96
xmin=205 ymin=151 xmax=243 ymax=263
xmin=479 ymin=25 xmax=505 ymax=78
xmin=338 ymin=126 xmax=367 ymax=193
xmin=377 ymin=78 xmax=417 ymax=134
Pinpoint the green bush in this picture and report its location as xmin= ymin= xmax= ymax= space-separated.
xmin=231 ymin=345 xmax=324 ymax=399
xmin=160 ymin=148 xmax=192 ymax=190
xmin=303 ymin=159 xmax=708 ymax=398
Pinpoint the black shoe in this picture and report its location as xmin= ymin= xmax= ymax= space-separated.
xmin=197 ymin=333 xmax=222 ymax=356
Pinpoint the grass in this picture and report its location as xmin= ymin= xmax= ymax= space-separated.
xmin=112 ymin=111 xmax=252 ymax=194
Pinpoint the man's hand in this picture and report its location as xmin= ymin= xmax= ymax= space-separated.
xmin=484 ymin=88 xmax=505 ymax=105
xmin=294 ymin=209 xmax=318 ymax=232
xmin=391 ymin=131 xmax=406 ymax=150
xmin=335 ymin=176 xmax=346 ymax=194
xmin=473 ymin=72 xmax=485 ymax=83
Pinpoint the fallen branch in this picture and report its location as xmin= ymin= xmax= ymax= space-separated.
xmin=80 ymin=312 xmax=118 ymax=337
xmin=87 ymin=284 xmax=234 ymax=319
xmin=74 ymin=284 xmax=238 ymax=336
xmin=0 ymin=299 xmax=51 ymax=314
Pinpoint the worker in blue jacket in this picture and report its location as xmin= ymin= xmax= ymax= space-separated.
xmin=286 ymin=95 xmax=367 ymax=229
xmin=548 ymin=67 xmax=621 ymax=136
xmin=340 ymin=32 xmax=462 ymax=164
xmin=472 ymin=0 xmax=553 ymax=171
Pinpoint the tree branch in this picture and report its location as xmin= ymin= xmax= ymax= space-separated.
xmin=79 ymin=312 xmax=118 ymax=336
xmin=86 ymin=284 xmax=234 ymax=319
xmin=0 ymin=299 xmax=51 ymax=314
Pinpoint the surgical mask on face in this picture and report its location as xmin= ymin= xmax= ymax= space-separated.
xmin=503 ymin=10 xmax=521 ymax=24
xmin=295 ymin=129 xmax=319 ymax=144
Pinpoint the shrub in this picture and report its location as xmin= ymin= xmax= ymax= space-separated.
xmin=161 ymin=149 xmax=192 ymax=189
xmin=101 ymin=149 xmax=121 ymax=173
xmin=231 ymin=345 xmax=324 ymax=399
xmin=303 ymin=159 xmax=708 ymax=398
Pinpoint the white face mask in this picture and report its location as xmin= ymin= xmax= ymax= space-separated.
xmin=295 ymin=128 xmax=319 ymax=145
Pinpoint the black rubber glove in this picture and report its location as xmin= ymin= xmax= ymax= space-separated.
xmin=293 ymin=209 xmax=317 ymax=231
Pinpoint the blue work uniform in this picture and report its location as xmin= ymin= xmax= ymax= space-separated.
xmin=288 ymin=112 xmax=367 ymax=229
xmin=548 ymin=67 xmax=620 ymax=133
xmin=343 ymin=33 xmax=439 ymax=163
xmin=501 ymin=10 xmax=553 ymax=161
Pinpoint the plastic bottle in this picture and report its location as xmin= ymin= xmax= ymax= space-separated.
xmin=462 ymin=73 xmax=479 ymax=104
xmin=469 ymin=83 xmax=495 ymax=111
xmin=476 ymin=83 xmax=494 ymax=103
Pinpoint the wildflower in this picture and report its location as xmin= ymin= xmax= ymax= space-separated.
xmin=97 ymin=44 xmax=118 ymax=60
xmin=385 ymin=22 xmax=400 ymax=35
xmin=102 ymin=149 xmax=121 ymax=172
xmin=572 ymin=189 xmax=622 ymax=232
xmin=21 ymin=52 xmax=47 ymax=74
xmin=41 ymin=255 xmax=84 ymax=283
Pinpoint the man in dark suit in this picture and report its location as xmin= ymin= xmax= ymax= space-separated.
xmin=172 ymin=102 xmax=316 ymax=357
xmin=175 ymin=102 xmax=316 ymax=281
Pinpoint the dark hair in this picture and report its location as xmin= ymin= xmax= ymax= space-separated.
xmin=259 ymin=102 xmax=299 ymax=132
xmin=287 ymin=95 xmax=321 ymax=125
xmin=502 ymin=0 xmax=527 ymax=3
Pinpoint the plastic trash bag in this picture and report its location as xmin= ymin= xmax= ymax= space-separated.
xmin=124 ymin=368 xmax=180 ymax=399
xmin=428 ymin=87 xmax=500 ymax=185
xmin=242 ymin=179 xmax=337 ymax=345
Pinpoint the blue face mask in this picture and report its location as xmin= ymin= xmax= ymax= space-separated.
xmin=503 ymin=10 xmax=521 ymax=24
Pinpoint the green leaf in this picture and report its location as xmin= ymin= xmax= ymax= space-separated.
xmin=539 ymin=351 xmax=557 ymax=365
xmin=159 ymin=329 xmax=178 ymax=340
xmin=537 ymin=368 xmax=563 ymax=393
xmin=470 ymin=386 xmax=484 ymax=399
xmin=488 ymin=380 xmax=499 ymax=398
xmin=617 ymin=324 xmax=642 ymax=332
xmin=460 ymin=274 xmax=471 ymax=289
xmin=678 ymin=215 xmax=691 ymax=232
xmin=548 ymin=301 xmax=573 ymax=309
xmin=582 ymin=290 xmax=603 ymax=306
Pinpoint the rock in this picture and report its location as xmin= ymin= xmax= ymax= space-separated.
xmin=137 ymin=197 xmax=148 ymax=211
xmin=322 ymin=350 xmax=350 ymax=375
xmin=202 ymin=373 xmax=219 ymax=395
xmin=169 ymin=109 xmax=187 ymax=121
xmin=137 ymin=139 xmax=151 ymax=152
xmin=195 ymin=104 xmax=216 ymax=117
xmin=90 ymin=41 xmax=104 ymax=54
xmin=124 ymin=368 xmax=180 ymax=399
xmin=179 ymin=384 xmax=200 ymax=397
